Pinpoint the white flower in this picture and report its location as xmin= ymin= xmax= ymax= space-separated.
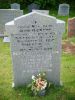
xmin=39 ymin=74 xmax=41 ymax=76
xmin=32 ymin=75 xmax=36 ymax=80
xmin=41 ymin=82 xmax=47 ymax=90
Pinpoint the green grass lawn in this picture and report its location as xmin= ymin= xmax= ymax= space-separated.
xmin=0 ymin=37 xmax=75 ymax=100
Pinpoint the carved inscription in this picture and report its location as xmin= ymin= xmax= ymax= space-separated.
xmin=12 ymin=21 xmax=57 ymax=53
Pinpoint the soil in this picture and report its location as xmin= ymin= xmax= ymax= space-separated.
xmin=62 ymin=40 xmax=75 ymax=54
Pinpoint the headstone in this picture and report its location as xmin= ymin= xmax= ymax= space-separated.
xmin=68 ymin=17 xmax=75 ymax=37
xmin=3 ymin=37 xmax=10 ymax=42
xmin=28 ymin=3 xmax=40 ymax=12
xmin=5 ymin=12 xmax=65 ymax=87
xmin=0 ymin=9 xmax=23 ymax=37
xmin=32 ymin=9 xmax=49 ymax=15
xmin=58 ymin=4 xmax=70 ymax=16
xmin=11 ymin=3 xmax=20 ymax=9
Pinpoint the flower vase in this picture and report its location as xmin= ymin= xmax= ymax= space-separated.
xmin=38 ymin=89 xmax=46 ymax=96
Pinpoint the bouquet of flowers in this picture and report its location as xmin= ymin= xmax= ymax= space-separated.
xmin=28 ymin=72 xmax=50 ymax=96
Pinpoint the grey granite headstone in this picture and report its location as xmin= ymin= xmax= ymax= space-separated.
xmin=32 ymin=9 xmax=49 ymax=15
xmin=28 ymin=3 xmax=40 ymax=12
xmin=5 ymin=12 xmax=65 ymax=87
xmin=58 ymin=4 xmax=70 ymax=16
xmin=11 ymin=3 xmax=20 ymax=9
xmin=0 ymin=9 xmax=23 ymax=37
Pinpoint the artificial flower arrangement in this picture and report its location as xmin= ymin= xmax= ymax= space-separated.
xmin=28 ymin=72 xmax=50 ymax=96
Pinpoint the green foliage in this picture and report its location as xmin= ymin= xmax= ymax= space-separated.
xmin=0 ymin=0 xmax=75 ymax=10
xmin=31 ymin=0 xmax=56 ymax=9
xmin=8 ymin=0 xmax=75 ymax=11
xmin=0 ymin=2 xmax=10 ymax=9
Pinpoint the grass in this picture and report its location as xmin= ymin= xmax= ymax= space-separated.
xmin=0 ymin=9 xmax=75 ymax=100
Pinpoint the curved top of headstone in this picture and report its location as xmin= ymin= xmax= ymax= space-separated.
xmin=14 ymin=12 xmax=56 ymax=22
xmin=32 ymin=9 xmax=49 ymax=15
xmin=11 ymin=3 xmax=20 ymax=9
xmin=59 ymin=3 xmax=69 ymax=7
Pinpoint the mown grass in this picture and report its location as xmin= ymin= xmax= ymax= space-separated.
xmin=0 ymin=9 xmax=75 ymax=100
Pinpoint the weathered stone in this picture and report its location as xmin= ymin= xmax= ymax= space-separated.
xmin=11 ymin=3 xmax=20 ymax=9
xmin=5 ymin=12 xmax=65 ymax=87
xmin=58 ymin=4 xmax=70 ymax=16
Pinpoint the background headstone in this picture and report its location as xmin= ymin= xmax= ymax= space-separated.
xmin=5 ymin=12 xmax=65 ymax=87
xmin=0 ymin=9 xmax=23 ymax=37
xmin=58 ymin=4 xmax=70 ymax=16
xmin=28 ymin=3 xmax=40 ymax=12
xmin=11 ymin=3 xmax=20 ymax=9
xmin=32 ymin=9 xmax=49 ymax=15
xmin=68 ymin=17 xmax=75 ymax=37
xmin=3 ymin=37 xmax=10 ymax=42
